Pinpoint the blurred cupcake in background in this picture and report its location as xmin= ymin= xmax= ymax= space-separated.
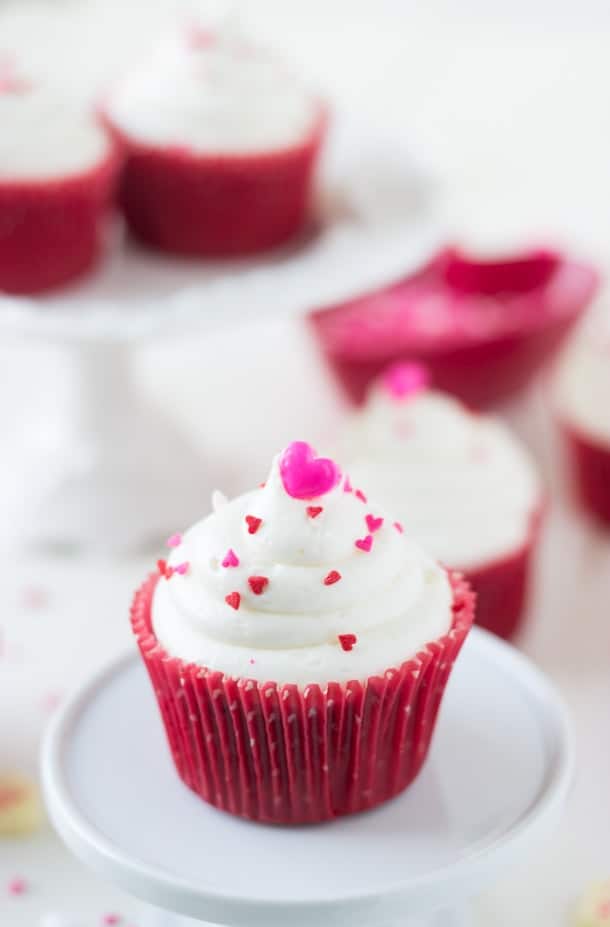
xmin=0 ymin=59 xmax=120 ymax=295
xmin=554 ymin=310 xmax=610 ymax=527
xmin=311 ymin=247 xmax=598 ymax=408
xmin=103 ymin=7 xmax=326 ymax=258
xmin=338 ymin=363 xmax=543 ymax=639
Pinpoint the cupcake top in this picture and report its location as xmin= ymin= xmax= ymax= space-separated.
xmin=106 ymin=17 xmax=319 ymax=154
xmin=152 ymin=441 xmax=453 ymax=685
xmin=555 ymin=311 xmax=610 ymax=446
xmin=0 ymin=80 xmax=110 ymax=180
xmin=339 ymin=364 xmax=540 ymax=568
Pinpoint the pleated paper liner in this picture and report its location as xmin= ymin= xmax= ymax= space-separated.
xmin=131 ymin=569 xmax=474 ymax=825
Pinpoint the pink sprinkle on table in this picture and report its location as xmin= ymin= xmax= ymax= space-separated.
xmin=394 ymin=521 xmax=404 ymax=533
xmin=343 ymin=476 xmax=353 ymax=493
xmin=355 ymin=489 xmax=367 ymax=503
xmin=7 ymin=877 xmax=27 ymax=896
xmin=324 ymin=570 xmax=341 ymax=586
xmin=102 ymin=916 xmax=122 ymax=926
xmin=166 ymin=533 xmax=182 ymax=548
xmin=174 ymin=562 xmax=190 ymax=575
xmin=306 ymin=506 xmax=323 ymax=519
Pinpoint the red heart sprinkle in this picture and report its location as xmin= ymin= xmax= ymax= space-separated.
xmin=164 ymin=566 xmax=174 ymax=580
xmin=157 ymin=558 xmax=167 ymax=576
xmin=338 ymin=633 xmax=357 ymax=652
xmin=365 ymin=514 xmax=384 ymax=533
xmin=324 ymin=570 xmax=341 ymax=586
xmin=306 ymin=506 xmax=323 ymax=519
xmin=248 ymin=576 xmax=269 ymax=595
xmin=225 ymin=592 xmax=241 ymax=610
xmin=355 ymin=535 xmax=373 ymax=553
xmin=355 ymin=489 xmax=367 ymax=503
xmin=245 ymin=515 xmax=262 ymax=534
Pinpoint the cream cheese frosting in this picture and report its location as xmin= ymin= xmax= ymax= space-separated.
xmin=555 ymin=312 xmax=610 ymax=446
xmin=0 ymin=89 xmax=110 ymax=180
xmin=106 ymin=20 xmax=319 ymax=154
xmin=152 ymin=442 xmax=453 ymax=685
xmin=339 ymin=366 xmax=540 ymax=569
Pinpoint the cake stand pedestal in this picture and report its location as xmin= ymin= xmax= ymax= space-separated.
xmin=0 ymin=114 xmax=441 ymax=553
xmin=41 ymin=628 xmax=573 ymax=927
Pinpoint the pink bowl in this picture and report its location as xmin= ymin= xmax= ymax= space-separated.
xmin=310 ymin=247 xmax=598 ymax=408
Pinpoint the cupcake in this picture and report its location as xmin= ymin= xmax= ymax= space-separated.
xmin=338 ymin=364 xmax=542 ymax=639
xmin=310 ymin=246 xmax=598 ymax=408
xmin=554 ymin=312 xmax=610 ymax=527
xmin=131 ymin=440 xmax=474 ymax=824
xmin=104 ymin=19 xmax=326 ymax=258
xmin=0 ymin=82 xmax=119 ymax=294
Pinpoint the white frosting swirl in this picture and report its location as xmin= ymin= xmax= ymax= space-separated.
xmin=152 ymin=451 xmax=452 ymax=685
xmin=339 ymin=386 xmax=540 ymax=569
xmin=0 ymin=90 xmax=110 ymax=180
xmin=106 ymin=22 xmax=319 ymax=153
xmin=555 ymin=310 xmax=610 ymax=446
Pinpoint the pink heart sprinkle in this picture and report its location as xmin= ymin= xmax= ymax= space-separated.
xmin=102 ymin=916 xmax=122 ymax=926
xmin=365 ymin=514 xmax=384 ymax=533
xmin=394 ymin=521 xmax=404 ymax=533
xmin=382 ymin=362 xmax=429 ymax=400
xmin=355 ymin=535 xmax=373 ymax=553
xmin=279 ymin=441 xmax=341 ymax=500
xmin=174 ymin=562 xmax=189 ymax=575
xmin=343 ymin=476 xmax=353 ymax=493
xmin=222 ymin=548 xmax=239 ymax=568
xmin=355 ymin=489 xmax=367 ymax=503
xmin=7 ymin=877 xmax=27 ymax=896
xmin=166 ymin=533 xmax=182 ymax=548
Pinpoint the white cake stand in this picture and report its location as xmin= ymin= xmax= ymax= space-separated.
xmin=41 ymin=628 xmax=574 ymax=927
xmin=0 ymin=115 xmax=443 ymax=553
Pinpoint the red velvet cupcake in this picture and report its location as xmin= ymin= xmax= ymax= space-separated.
xmin=310 ymin=247 xmax=598 ymax=408
xmin=0 ymin=80 xmax=119 ymax=295
xmin=554 ymin=314 xmax=610 ymax=527
xmin=338 ymin=364 xmax=543 ymax=639
xmin=104 ymin=22 xmax=326 ymax=258
xmin=131 ymin=441 xmax=474 ymax=824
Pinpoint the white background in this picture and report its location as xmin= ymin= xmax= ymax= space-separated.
xmin=1 ymin=0 xmax=610 ymax=924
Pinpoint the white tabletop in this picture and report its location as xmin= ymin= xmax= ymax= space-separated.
xmin=2 ymin=1 xmax=610 ymax=925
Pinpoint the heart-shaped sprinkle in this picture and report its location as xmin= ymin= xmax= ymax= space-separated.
xmin=225 ymin=592 xmax=241 ymax=610
xmin=382 ymin=362 xmax=430 ymax=400
xmin=102 ymin=916 xmax=122 ymax=926
xmin=174 ymin=561 xmax=190 ymax=575
xmin=279 ymin=441 xmax=341 ymax=499
xmin=324 ymin=570 xmax=341 ymax=586
xmin=394 ymin=521 xmax=404 ymax=533
xmin=166 ymin=533 xmax=182 ymax=548
xmin=355 ymin=489 xmax=367 ymax=503
xmin=343 ymin=476 xmax=353 ymax=493
xmin=7 ymin=877 xmax=27 ymax=896
xmin=222 ymin=548 xmax=239 ymax=568
xmin=248 ymin=576 xmax=269 ymax=595
xmin=355 ymin=535 xmax=373 ymax=553
xmin=365 ymin=514 xmax=384 ymax=533
xmin=306 ymin=505 xmax=323 ymax=519
xmin=338 ymin=633 xmax=357 ymax=652
xmin=164 ymin=567 xmax=174 ymax=579
xmin=157 ymin=558 xmax=168 ymax=576
xmin=245 ymin=515 xmax=262 ymax=535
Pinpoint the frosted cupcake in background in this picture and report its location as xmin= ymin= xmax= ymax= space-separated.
xmin=554 ymin=310 xmax=610 ymax=527
xmin=338 ymin=363 xmax=543 ymax=640
xmin=104 ymin=10 xmax=326 ymax=257
xmin=0 ymin=64 xmax=120 ymax=294
xmin=131 ymin=441 xmax=474 ymax=824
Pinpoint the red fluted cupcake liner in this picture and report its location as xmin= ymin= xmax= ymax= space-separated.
xmin=0 ymin=145 xmax=121 ymax=295
xmin=103 ymin=109 xmax=326 ymax=258
xmin=309 ymin=248 xmax=598 ymax=408
xmin=464 ymin=507 xmax=542 ymax=640
xmin=131 ymin=569 xmax=474 ymax=825
xmin=559 ymin=420 xmax=610 ymax=527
